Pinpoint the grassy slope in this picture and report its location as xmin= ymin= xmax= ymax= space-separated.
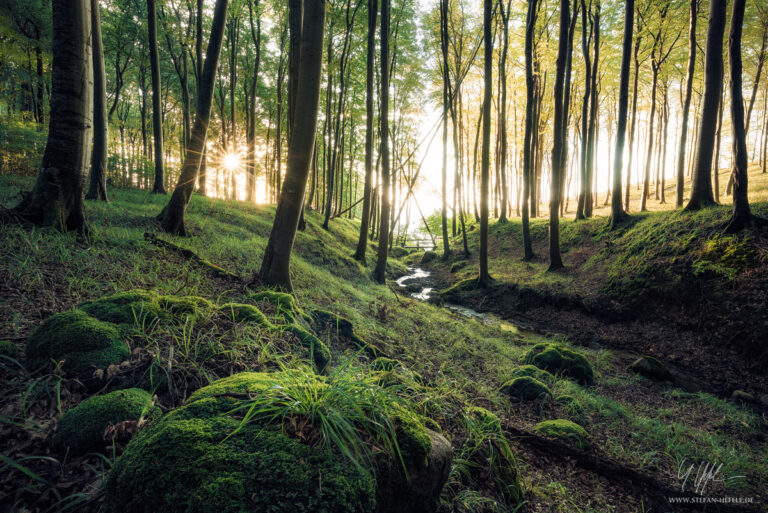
xmin=1 ymin=174 xmax=766 ymax=512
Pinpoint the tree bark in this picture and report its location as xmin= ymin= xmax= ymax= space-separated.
xmin=258 ymin=0 xmax=326 ymax=290
xmin=147 ymin=0 xmax=166 ymax=194
xmin=12 ymin=0 xmax=93 ymax=235
xmin=86 ymin=0 xmax=108 ymax=202
xmin=676 ymin=0 xmax=698 ymax=207
xmin=373 ymin=0 xmax=391 ymax=284
xmin=354 ymin=0 xmax=378 ymax=263
xmin=159 ymin=0 xmax=229 ymax=235
xmin=610 ymin=0 xmax=633 ymax=225
xmin=521 ymin=0 xmax=537 ymax=260
xmin=686 ymin=0 xmax=726 ymax=211
xmin=478 ymin=0 xmax=493 ymax=285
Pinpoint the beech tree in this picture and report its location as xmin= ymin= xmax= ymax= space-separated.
xmin=147 ymin=0 xmax=165 ymax=194
xmin=609 ymin=0 xmax=632 ymax=226
xmin=159 ymin=0 xmax=230 ymax=235
xmin=373 ymin=0 xmax=391 ymax=284
xmin=86 ymin=0 xmax=108 ymax=202
xmin=478 ymin=0 xmax=492 ymax=285
xmin=686 ymin=0 xmax=726 ymax=211
xmin=11 ymin=0 xmax=93 ymax=234
xmin=258 ymin=0 xmax=327 ymax=289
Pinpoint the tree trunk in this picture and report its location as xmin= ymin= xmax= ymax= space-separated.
xmin=354 ymin=0 xmax=378 ymax=263
xmin=724 ymin=0 xmax=765 ymax=232
xmin=147 ymin=0 xmax=166 ymax=194
xmin=373 ymin=0 xmax=390 ymax=284
xmin=576 ymin=0 xmax=592 ymax=220
xmin=439 ymin=0 xmax=451 ymax=259
xmin=258 ymin=0 xmax=326 ymax=289
xmin=686 ymin=0 xmax=726 ymax=211
xmin=611 ymin=0 xmax=633 ymax=225
xmin=676 ymin=0 xmax=698 ymax=207
xmin=521 ymin=0 xmax=537 ymax=260
xmin=12 ymin=0 xmax=93 ymax=235
xmin=86 ymin=0 xmax=108 ymax=202
xmin=159 ymin=0 xmax=229 ymax=235
xmin=549 ymin=0 xmax=570 ymax=270
xmin=478 ymin=0 xmax=493 ymax=285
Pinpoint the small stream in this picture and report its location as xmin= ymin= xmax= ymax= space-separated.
xmin=395 ymin=267 xmax=537 ymax=336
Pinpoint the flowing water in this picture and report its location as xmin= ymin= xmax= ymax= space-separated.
xmin=395 ymin=267 xmax=538 ymax=336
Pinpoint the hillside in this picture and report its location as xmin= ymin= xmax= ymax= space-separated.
xmin=1 ymin=175 xmax=766 ymax=513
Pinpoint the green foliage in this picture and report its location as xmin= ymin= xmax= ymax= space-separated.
xmin=535 ymin=419 xmax=590 ymax=450
xmin=555 ymin=395 xmax=585 ymax=421
xmin=421 ymin=251 xmax=438 ymax=264
xmin=500 ymin=376 xmax=551 ymax=401
xmin=0 ymin=120 xmax=47 ymax=176
xmin=54 ymin=388 xmax=158 ymax=455
xmin=250 ymin=290 xmax=306 ymax=323
xmin=280 ymin=324 xmax=332 ymax=373
xmin=158 ymin=295 xmax=214 ymax=317
xmin=25 ymin=309 xmax=129 ymax=375
xmin=523 ymin=343 xmax=594 ymax=385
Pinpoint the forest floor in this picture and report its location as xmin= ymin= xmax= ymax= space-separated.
xmin=1 ymin=171 xmax=767 ymax=513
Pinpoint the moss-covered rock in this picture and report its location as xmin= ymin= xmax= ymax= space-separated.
xmin=104 ymin=400 xmax=376 ymax=513
xmin=0 ymin=340 xmax=20 ymax=358
xmin=535 ymin=419 xmax=590 ymax=450
xmin=309 ymin=309 xmax=376 ymax=357
xmin=390 ymin=247 xmax=409 ymax=258
xmin=464 ymin=406 xmax=502 ymax=433
xmin=628 ymin=356 xmax=673 ymax=382
xmin=187 ymin=372 xmax=277 ymax=402
xmin=218 ymin=303 xmax=271 ymax=327
xmin=449 ymin=261 xmax=467 ymax=273
xmin=500 ymin=376 xmax=551 ymax=401
xmin=524 ymin=343 xmax=594 ymax=385
xmin=26 ymin=310 xmax=129 ymax=376
xmin=249 ymin=290 xmax=305 ymax=323
xmin=55 ymin=388 xmax=158 ymax=454
xmin=80 ymin=290 xmax=162 ymax=325
xmin=281 ymin=324 xmax=331 ymax=372
xmin=158 ymin=295 xmax=213 ymax=317
xmin=509 ymin=364 xmax=555 ymax=384
xmin=420 ymin=251 xmax=437 ymax=264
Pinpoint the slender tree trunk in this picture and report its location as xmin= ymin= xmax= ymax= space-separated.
xmin=354 ymin=0 xmax=378 ymax=263
xmin=373 ymin=0 xmax=391 ymax=283
xmin=576 ymin=0 xmax=592 ymax=219
xmin=159 ymin=0 xmax=229 ymax=235
xmin=676 ymin=0 xmax=698 ymax=207
xmin=478 ymin=0 xmax=493 ymax=285
xmin=259 ymin=0 xmax=326 ymax=289
xmin=498 ymin=0 xmax=511 ymax=222
xmin=11 ymin=0 xmax=93 ymax=234
xmin=686 ymin=0 xmax=726 ymax=211
xmin=611 ymin=0 xmax=633 ymax=224
xmin=549 ymin=0 xmax=570 ymax=270
xmin=147 ymin=0 xmax=166 ymax=193
xmin=521 ymin=0 xmax=537 ymax=260
xmin=86 ymin=0 xmax=108 ymax=201
xmin=439 ymin=0 xmax=451 ymax=259
xmin=713 ymin=83 xmax=724 ymax=201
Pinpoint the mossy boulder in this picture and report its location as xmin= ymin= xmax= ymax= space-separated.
xmin=249 ymin=291 xmax=305 ymax=323
xmin=281 ymin=324 xmax=331 ymax=372
xmin=524 ymin=343 xmax=594 ymax=385
xmin=105 ymin=372 xmax=450 ymax=513
xmin=55 ymin=388 xmax=158 ymax=455
xmin=80 ymin=290 xmax=162 ymax=325
xmin=449 ymin=261 xmax=466 ymax=273
xmin=509 ymin=364 xmax=555 ymax=384
xmin=218 ymin=303 xmax=271 ymax=327
xmin=500 ymin=376 xmax=551 ymax=401
xmin=535 ymin=419 xmax=590 ymax=450
xmin=464 ymin=406 xmax=502 ymax=433
xmin=390 ymin=247 xmax=409 ymax=258
xmin=158 ymin=295 xmax=213 ymax=317
xmin=309 ymin=309 xmax=376 ymax=357
xmin=26 ymin=310 xmax=129 ymax=376
xmin=628 ymin=356 xmax=673 ymax=382
xmin=420 ymin=251 xmax=438 ymax=264
xmin=0 ymin=340 xmax=20 ymax=358
xmin=104 ymin=400 xmax=376 ymax=513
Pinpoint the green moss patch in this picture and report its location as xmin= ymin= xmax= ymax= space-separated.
xmin=80 ymin=290 xmax=162 ymax=325
xmin=555 ymin=395 xmax=585 ymax=420
xmin=508 ymin=364 xmax=555 ymax=384
xmin=55 ymin=388 xmax=158 ymax=454
xmin=524 ymin=343 xmax=594 ymax=385
xmin=25 ymin=310 xmax=129 ymax=376
xmin=310 ymin=309 xmax=377 ymax=357
xmin=249 ymin=291 xmax=305 ymax=323
xmin=218 ymin=303 xmax=271 ymax=327
xmin=535 ymin=419 xmax=590 ymax=450
xmin=158 ymin=295 xmax=213 ymax=317
xmin=500 ymin=376 xmax=551 ymax=401
xmin=280 ymin=324 xmax=331 ymax=373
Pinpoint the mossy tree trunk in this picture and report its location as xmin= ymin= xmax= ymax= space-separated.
xmin=258 ymin=0 xmax=326 ymax=290
xmin=12 ymin=0 xmax=93 ymax=235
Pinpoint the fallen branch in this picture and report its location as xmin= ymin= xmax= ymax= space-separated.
xmin=144 ymin=232 xmax=241 ymax=281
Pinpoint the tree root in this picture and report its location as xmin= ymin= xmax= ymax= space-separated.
xmin=505 ymin=423 xmax=761 ymax=512
xmin=143 ymin=232 xmax=240 ymax=281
